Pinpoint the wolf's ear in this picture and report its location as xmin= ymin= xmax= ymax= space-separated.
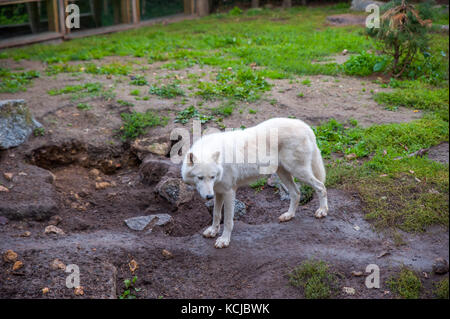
xmin=211 ymin=151 xmax=220 ymax=164
xmin=187 ymin=152 xmax=196 ymax=166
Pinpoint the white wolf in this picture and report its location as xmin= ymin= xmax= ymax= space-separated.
xmin=181 ymin=118 xmax=328 ymax=248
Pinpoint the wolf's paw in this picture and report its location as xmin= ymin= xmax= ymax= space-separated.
xmin=279 ymin=212 xmax=295 ymax=222
xmin=203 ymin=226 xmax=219 ymax=238
xmin=214 ymin=236 xmax=230 ymax=249
xmin=315 ymin=207 xmax=328 ymax=219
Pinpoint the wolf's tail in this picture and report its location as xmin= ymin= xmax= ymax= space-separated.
xmin=311 ymin=145 xmax=326 ymax=184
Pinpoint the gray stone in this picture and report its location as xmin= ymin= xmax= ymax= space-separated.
xmin=433 ymin=258 xmax=449 ymax=275
xmin=0 ymin=99 xmax=42 ymax=150
xmin=156 ymin=177 xmax=194 ymax=207
xmin=350 ymin=0 xmax=384 ymax=11
xmin=139 ymin=156 xmax=180 ymax=185
xmin=124 ymin=214 xmax=173 ymax=231
xmin=205 ymin=199 xmax=247 ymax=220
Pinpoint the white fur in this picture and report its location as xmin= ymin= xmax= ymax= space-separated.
xmin=181 ymin=118 xmax=328 ymax=248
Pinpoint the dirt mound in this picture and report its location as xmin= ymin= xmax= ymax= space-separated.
xmin=428 ymin=142 xmax=449 ymax=164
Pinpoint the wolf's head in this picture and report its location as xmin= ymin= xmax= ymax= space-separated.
xmin=181 ymin=151 xmax=223 ymax=200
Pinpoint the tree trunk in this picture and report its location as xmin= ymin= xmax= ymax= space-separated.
xmin=283 ymin=0 xmax=292 ymax=8
xmin=197 ymin=0 xmax=209 ymax=17
xmin=252 ymin=0 xmax=259 ymax=8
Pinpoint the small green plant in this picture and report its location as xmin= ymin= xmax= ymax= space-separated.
xmin=433 ymin=278 xmax=449 ymax=299
xmin=301 ymin=78 xmax=312 ymax=86
xmin=120 ymin=111 xmax=167 ymax=139
xmin=289 ymin=259 xmax=339 ymax=299
xmin=117 ymin=100 xmax=134 ymax=107
xmin=248 ymin=109 xmax=257 ymax=114
xmin=211 ymin=100 xmax=235 ymax=117
xmin=387 ymin=267 xmax=422 ymax=299
xmin=297 ymin=92 xmax=305 ymax=98
xmin=33 ymin=127 xmax=45 ymax=137
xmin=48 ymin=82 xmax=114 ymax=101
xmin=250 ymin=178 xmax=267 ymax=192
xmin=174 ymin=106 xmax=213 ymax=124
xmin=76 ymin=103 xmax=92 ymax=111
xmin=228 ymin=6 xmax=243 ymax=16
xmin=0 ymin=68 xmax=40 ymax=93
xmin=342 ymin=51 xmax=389 ymax=76
xmin=130 ymin=75 xmax=148 ymax=86
xmin=119 ymin=276 xmax=141 ymax=299
xmin=130 ymin=89 xmax=140 ymax=96
xmin=149 ymin=83 xmax=184 ymax=98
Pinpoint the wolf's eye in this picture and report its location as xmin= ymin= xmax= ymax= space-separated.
xmin=210 ymin=176 xmax=215 ymax=179
xmin=198 ymin=176 xmax=204 ymax=180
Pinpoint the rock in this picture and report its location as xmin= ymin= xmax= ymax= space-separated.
xmin=0 ymin=216 xmax=8 ymax=225
xmin=74 ymin=286 xmax=84 ymax=296
xmin=266 ymin=173 xmax=314 ymax=204
xmin=139 ymin=157 xmax=180 ymax=185
xmin=132 ymin=136 xmax=171 ymax=160
xmin=48 ymin=215 xmax=62 ymax=226
xmin=3 ymin=249 xmax=18 ymax=263
xmin=162 ymin=249 xmax=173 ymax=259
xmin=12 ymin=260 xmax=23 ymax=271
xmin=342 ymin=287 xmax=356 ymax=295
xmin=205 ymin=199 xmax=247 ymax=220
xmin=124 ymin=214 xmax=173 ymax=231
xmin=351 ymin=271 xmax=364 ymax=277
xmin=345 ymin=153 xmax=357 ymax=160
xmin=95 ymin=182 xmax=112 ymax=190
xmin=44 ymin=225 xmax=65 ymax=235
xmin=441 ymin=25 xmax=449 ymax=33
xmin=20 ymin=231 xmax=31 ymax=237
xmin=432 ymin=258 xmax=449 ymax=275
xmin=0 ymin=185 xmax=9 ymax=192
xmin=42 ymin=287 xmax=50 ymax=294
xmin=156 ymin=177 xmax=194 ymax=207
xmin=50 ymin=259 xmax=66 ymax=271
xmin=350 ymin=0 xmax=384 ymax=12
xmin=88 ymin=168 xmax=101 ymax=178
xmin=0 ymin=99 xmax=42 ymax=150
xmin=0 ymin=163 xmax=58 ymax=221
xmin=129 ymin=259 xmax=138 ymax=272
xmin=3 ymin=173 xmax=13 ymax=181
xmin=342 ymin=49 xmax=348 ymax=55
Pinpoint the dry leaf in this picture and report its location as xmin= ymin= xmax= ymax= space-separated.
xmin=129 ymin=259 xmax=139 ymax=272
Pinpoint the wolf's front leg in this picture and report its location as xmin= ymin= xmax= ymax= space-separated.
xmin=215 ymin=190 xmax=235 ymax=248
xmin=203 ymin=192 xmax=224 ymax=238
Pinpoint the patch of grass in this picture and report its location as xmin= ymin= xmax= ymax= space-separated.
xmin=174 ymin=105 xmax=213 ymax=124
xmin=149 ymin=83 xmax=184 ymax=98
xmin=289 ymin=259 xmax=339 ymax=299
xmin=374 ymin=85 xmax=449 ymax=121
xmin=47 ymin=82 xmax=115 ymax=101
xmin=196 ymin=67 xmax=271 ymax=101
xmin=210 ymin=100 xmax=236 ymax=117
xmin=120 ymin=111 xmax=168 ymax=140
xmin=341 ymin=51 xmax=389 ymax=76
xmin=387 ymin=267 xmax=422 ymax=299
xmin=433 ymin=278 xmax=449 ymax=299
xmin=0 ymin=67 xmax=40 ymax=93
xmin=248 ymin=109 xmax=257 ymax=114
xmin=249 ymin=178 xmax=267 ymax=192
xmin=76 ymin=103 xmax=92 ymax=110
xmin=130 ymin=89 xmax=140 ymax=96
xmin=117 ymin=99 xmax=134 ymax=107
xmin=301 ymin=78 xmax=311 ymax=86
xmin=130 ymin=75 xmax=148 ymax=86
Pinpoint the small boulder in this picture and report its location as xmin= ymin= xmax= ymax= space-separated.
xmin=139 ymin=156 xmax=180 ymax=185
xmin=350 ymin=0 xmax=384 ymax=12
xmin=132 ymin=136 xmax=171 ymax=160
xmin=433 ymin=258 xmax=449 ymax=275
xmin=124 ymin=214 xmax=173 ymax=231
xmin=156 ymin=177 xmax=194 ymax=207
xmin=0 ymin=99 xmax=42 ymax=150
xmin=44 ymin=225 xmax=65 ymax=235
xmin=205 ymin=198 xmax=247 ymax=220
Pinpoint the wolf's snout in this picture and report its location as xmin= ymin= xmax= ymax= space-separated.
xmin=206 ymin=195 xmax=214 ymax=200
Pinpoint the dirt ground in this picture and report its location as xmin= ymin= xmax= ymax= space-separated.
xmin=0 ymin=57 xmax=447 ymax=299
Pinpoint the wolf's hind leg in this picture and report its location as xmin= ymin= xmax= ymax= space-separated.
xmin=277 ymin=167 xmax=300 ymax=222
xmin=203 ymin=192 xmax=224 ymax=238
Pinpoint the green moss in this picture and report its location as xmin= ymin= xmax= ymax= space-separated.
xmin=289 ymin=259 xmax=339 ymax=299
xmin=387 ymin=267 xmax=422 ymax=299
xmin=433 ymin=278 xmax=449 ymax=299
